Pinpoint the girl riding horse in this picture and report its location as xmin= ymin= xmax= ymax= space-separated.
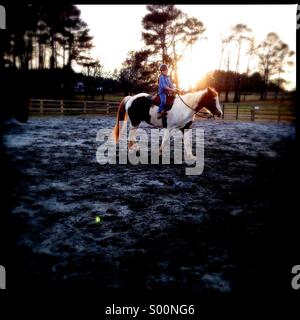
xmin=113 ymin=87 xmax=223 ymax=159
xmin=157 ymin=64 xmax=177 ymax=119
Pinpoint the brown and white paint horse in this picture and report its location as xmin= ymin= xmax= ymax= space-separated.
xmin=113 ymin=87 xmax=222 ymax=160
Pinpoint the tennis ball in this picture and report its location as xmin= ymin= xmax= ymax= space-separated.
xmin=95 ymin=216 xmax=101 ymax=224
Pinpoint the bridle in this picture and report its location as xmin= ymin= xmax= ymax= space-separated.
xmin=176 ymin=92 xmax=216 ymax=119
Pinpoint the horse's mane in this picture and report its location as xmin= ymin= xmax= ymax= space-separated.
xmin=182 ymin=87 xmax=218 ymax=98
xmin=180 ymin=87 xmax=218 ymax=106
xmin=177 ymin=87 xmax=219 ymax=111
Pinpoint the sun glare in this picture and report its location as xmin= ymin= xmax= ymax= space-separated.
xmin=178 ymin=64 xmax=204 ymax=91
xmin=176 ymin=38 xmax=216 ymax=91
xmin=177 ymin=54 xmax=211 ymax=91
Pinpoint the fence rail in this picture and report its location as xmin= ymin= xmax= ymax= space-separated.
xmin=211 ymin=103 xmax=295 ymax=123
xmin=29 ymin=99 xmax=120 ymax=115
xmin=29 ymin=99 xmax=296 ymax=123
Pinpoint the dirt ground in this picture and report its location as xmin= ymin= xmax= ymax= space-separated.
xmin=2 ymin=115 xmax=297 ymax=302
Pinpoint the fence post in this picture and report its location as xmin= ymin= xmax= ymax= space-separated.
xmin=60 ymin=100 xmax=64 ymax=114
xmin=251 ymin=106 xmax=255 ymax=121
xmin=236 ymin=104 xmax=239 ymax=120
xmin=106 ymin=104 xmax=110 ymax=114
xmin=222 ymin=104 xmax=225 ymax=119
xmin=83 ymin=101 xmax=87 ymax=114
xmin=40 ymin=100 xmax=43 ymax=115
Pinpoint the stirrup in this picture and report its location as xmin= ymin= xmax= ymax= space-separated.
xmin=158 ymin=110 xmax=167 ymax=119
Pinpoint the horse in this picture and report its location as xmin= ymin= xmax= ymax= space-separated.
xmin=113 ymin=87 xmax=223 ymax=160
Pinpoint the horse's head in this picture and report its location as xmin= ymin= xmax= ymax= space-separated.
xmin=197 ymin=87 xmax=222 ymax=118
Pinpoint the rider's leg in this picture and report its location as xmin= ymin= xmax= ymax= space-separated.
xmin=158 ymin=94 xmax=166 ymax=113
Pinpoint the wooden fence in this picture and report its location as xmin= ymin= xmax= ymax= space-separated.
xmin=29 ymin=99 xmax=296 ymax=123
xmin=29 ymin=99 xmax=120 ymax=115
xmin=217 ymin=103 xmax=296 ymax=123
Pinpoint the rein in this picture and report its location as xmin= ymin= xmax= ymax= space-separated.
xmin=176 ymin=93 xmax=215 ymax=119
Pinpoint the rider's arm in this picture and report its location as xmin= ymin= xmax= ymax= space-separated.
xmin=166 ymin=77 xmax=176 ymax=93
xmin=165 ymin=86 xmax=177 ymax=93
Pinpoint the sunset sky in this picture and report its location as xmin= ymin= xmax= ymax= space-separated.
xmin=76 ymin=4 xmax=296 ymax=90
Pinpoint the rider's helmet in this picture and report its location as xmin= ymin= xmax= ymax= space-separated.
xmin=160 ymin=64 xmax=168 ymax=72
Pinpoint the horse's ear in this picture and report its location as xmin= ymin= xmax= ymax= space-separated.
xmin=207 ymin=87 xmax=217 ymax=97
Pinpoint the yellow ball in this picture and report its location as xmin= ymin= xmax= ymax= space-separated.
xmin=95 ymin=216 xmax=101 ymax=224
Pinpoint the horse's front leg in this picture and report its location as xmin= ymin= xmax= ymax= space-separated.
xmin=128 ymin=124 xmax=139 ymax=151
xmin=183 ymin=128 xmax=196 ymax=162
xmin=159 ymin=128 xmax=176 ymax=156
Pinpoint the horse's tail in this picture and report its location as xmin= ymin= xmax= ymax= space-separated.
xmin=113 ymin=96 xmax=130 ymax=143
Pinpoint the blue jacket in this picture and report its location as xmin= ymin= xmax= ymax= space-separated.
xmin=158 ymin=74 xmax=173 ymax=95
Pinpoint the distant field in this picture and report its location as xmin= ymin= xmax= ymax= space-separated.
xmin=219 ymin=92 xmax=294 ymax=103
xmin=73 ymin=92 xmax=295 ymax=105
xmin=73 ymin=94 xmax=125 ymax=102
xmin=223 ymin=100 xmax=295 ymax=110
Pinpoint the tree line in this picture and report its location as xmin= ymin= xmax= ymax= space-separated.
xmin=0 ymin=3 xmax=96 ymax=70
xmin=0 ymin=4 xmax=295 ymax=103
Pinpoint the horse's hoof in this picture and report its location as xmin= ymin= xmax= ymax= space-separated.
xmin=129 ymin=143 xmax=139 ymax=152
xmin=185 ymin=155 xmax=197 ymax=163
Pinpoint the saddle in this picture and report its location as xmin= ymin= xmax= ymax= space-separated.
xmin=151 ymin=94 xmax=176 ymax=111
